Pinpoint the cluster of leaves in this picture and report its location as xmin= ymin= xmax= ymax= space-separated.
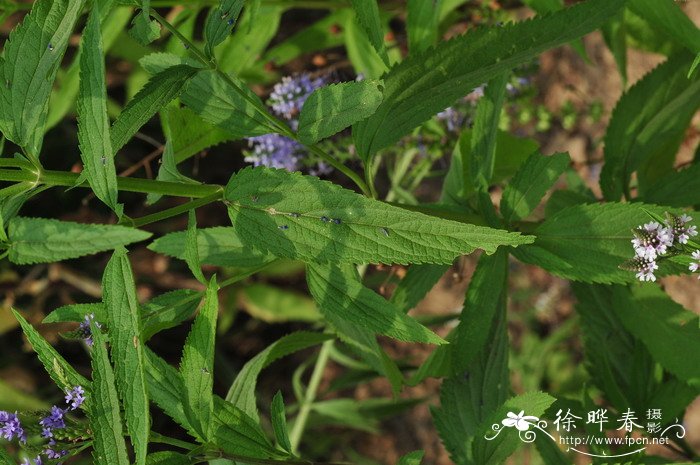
xmin=0 ymin=0 xmax=699 ymax=464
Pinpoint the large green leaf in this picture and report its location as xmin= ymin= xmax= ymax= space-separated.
xmin=88 ymin=319 xmax=130 ymax=465
xmin=512 ymin=202 xmax=695 ymax=284
xmin=111 ymin=65 xmax=198 ymax=154
xmin=352 ymin=0 xmax=625 ymax=159
xmin=600 ymin=53 xmax=700 ymax=200
xmin=7 ymin=217 xmax=151 ymax=264
xmin=0 ymin=0 xmax=85 ymax=155
xmin=641 ymin=163 xmax=700 ymax=207
xmin=163 ymin=106 xmax=233 ymax=163
xmin=13 ymin=309 xmax=90 ymax=393
xmin=407 ymin=0 xmax=442 ymax=55
xmin=77 ymin=6 xmax=119 ymax=213
xmin=349 ymin=0 xmax=389 ymax=65
xmin=500 ymin=152 xmax=570 ymax=224
xmin=298 ymin=80 xmax=383 ymax=144
xmin=307 ymin=263 xmax=445 ymax=345
xmin=181 ymin=69 xmax=276 ymax=139
xmin=102 ymin=248 xmax=150 ymax=465
xmin=613 ymin=285 xmax=700 ymax=387
xmin=180 ymin=277 xmax=218 ymax=439
xmin=225 ymin=332 xmax=333 ymax=421
xmin=148 ymin=226 xmax=276 ymax=268
xmin=225 ymin=167 xmax=531 ymax=265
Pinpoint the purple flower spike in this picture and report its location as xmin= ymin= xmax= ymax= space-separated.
xmin=268 ymin=73 xmax=326 ymax=119
xmin=0 ymin=411 xmax=26 ymax=443
xmin=78 ymin=313 xmax=101 ymax=347
xmin=65 ymin=385 xmax=86 ymax=411
xmin=245 ymin=134 xmax=302 ymax=171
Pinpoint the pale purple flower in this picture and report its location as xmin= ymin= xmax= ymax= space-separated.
xmin=667 ymin=213 xmax=697 ymax=244
xmin=268 ymin=73 xmax=325 ymax=119
xmin=437 ymin=107 xmax=465 ymax=132
xmin=20 ymin=458 xmax=42 ymax=465
xmin=632 ymin=222 xmax=674 ymax=260
xmin=0 ymin=411 xmax=25 ymax=443
xmin=64 ymin=385 xmax=86 ymax=411
xmin=689 ymin=250 xmax=700 ymax=278
xmin=628 ymin=256 xmax=658 ymax=282
xmin=39 ymin=406 xmax=65 ymax=439
xmin=245 ymin=134 xmax=302 ymax=171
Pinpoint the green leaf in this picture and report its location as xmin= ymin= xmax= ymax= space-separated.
xmin=180 ymin=277 xmax=218 ymax=439
xmin=500 ymin=151 xmax=570 ymax=224
xmin=307 ymin=263 xmax=445 ymax=345
xmin=0 ymin=447 xmax=13 ymax=465
xmin=7 ymin=217 xmax=151 ymax=264
xmin=407 ymin=0 xmax=442 ymax=55
xmin=0 ymin=0 xmax=85 ymax=154
xmin=521 ymin=0 xmax=589 ymax=61
xmin=349 ymin=0 xmax=389 ymax=66
xmin=0 ymin=378 xmax=50 ymax=411
xmin=641 ymin=163 xmax=700 ymax=207
xmin=88 ymin=319 xmax=130 ymax=465
xmin=12 ymin=309 xmax=91 ymax=393
xmin=129 ymin=2 xmax=161 ymax=46
xmin=43 ymin=303 xmax=105 ymax=324
xmin=469 ymin=72 xmax=509 ymax=191
xmin=184 ymin=210 xmax=206 ymax=283
xmin=352 ymin=0 xmax=626 ymax=159
xmin=389 ymin=264 xmax=447 ymax=313
xmin=225 ymin=167 xmax=531 ymax=265
xmin=146 ymin=140 xmax=200 ymax=205
xmin=146 ymin=452 xmax=192 ymax=465
xmin=148 ymin=226 xmax=276 ymax=268
xmin=140 ymin=289 xmax=202 ymax=341
xmin=212 ymin=398 xmax=285 ymax=459
xmin=139 ymin=52 xmax=202 ymax=75
xmin=398 ymin=451 xmax=425 ymax=465
xmin=77 ymin=6 xmax=120 ymax=213
xmin=343 ymin=13 xmax=389 ymax=80
xmin=600 ymin=53 xmax=700 ymax=200
xmin=512 ymin=202 xmax=695 ymax=284
xmin=111 ymin=65 xmax=198 ymax=154
xmin=270 ymin=391 xmax=293 ymax=454
xmin=204 ymin=0 xmax=244 ymax=56
xmin=613 ymin=285 xmax=700 ymax=387
xmin=181 ymin=69 xmax=276 ymax=139
xmin=102 ymin=247 xmax=150 ymax=465
xmin=163 ymin=106 xmax=233 ymax=163
xmin=601 ymin=10 xmax=627 ymax=84
xmin=298 ymin=80 xmax=384 ymax=144
xmin=240 ymin=283 xmax=320 ymax=323
xmin=225 ymin=331 xmax=333 ymax=421
xmin=628 ymin=0 xmax=700 ymax=54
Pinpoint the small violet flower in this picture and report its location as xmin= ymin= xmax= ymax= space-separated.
xmin=689 ymin=250 xmax=700 ymax=279
xmin=631 ymin=221 xmax=674 ymax=260
xmin=65 ymin=385 xmax=86 ymax=411
xmin=77 ymin=313 xmax=100 ymax=347
xmin=245 ymin=134 xmax=303 ymax=172
xmin=268 ymin=73 xmax=325 ymax=119
xmin=668 ymin=213 xmax=698 ymax=244
xmin=0 ymin=411 xmax=26 ymax=443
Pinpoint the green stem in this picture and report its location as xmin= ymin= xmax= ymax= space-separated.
xmin=149 ymin=431 xmax=198 ymax=450
xmin=148 ymin=9 xmax=213 ymax=66
xmin=289 ymin=339 xmax=334 ymax=453
xmin=363 ymin=157 xmax=378 ymax=199
xmin=306 ymin=145 xmax=371 ymax=197
xmin=127 ymin=192 xmax=223 ymax=227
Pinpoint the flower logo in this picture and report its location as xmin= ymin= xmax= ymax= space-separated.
xmin=502 ymin=411 xmax=539 ymax=431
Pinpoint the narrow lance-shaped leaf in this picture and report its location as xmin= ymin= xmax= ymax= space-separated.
xmin=352 ymin=0 xmax=626 ymax=159
xmin=184 ymin=209 xmax=206 ymax=284
xmin=469 ymin=72 xmax=509 ymax=191
xmin=180 ymin=277 xmax=218 ymax=439
xmin=298 ymin=80 xmax=384 ymax=145
xmin=628 ymin=0 xmax=700 ymax=54
xmin=103 ymin=247 xmax=150 ymax=465
xmin=349 ymin=0 xmax=389 ymax=66
xmin=77 ymin=5 xmax=120 ymax=213
xmin=13 ymin=309 xmax=91 ymax=392
xmin=390 ymin=264 xmax=448 ymax=314
xmin=204 ymin=0 xmax=244 ymax=56
xmin=270 ymin=392 xmax=293 ymax=454
xmin=225 ymin=167 xmax=532 ymax=265
xmin=0 ymin=0 xmax=85 ymax=155
xmin=407 ymin=0 xmax=442 ymax=55
xmin=88 ymin=319 xmax=130 ymax=465
xmin=111 ymin=65 xmax=199 ymax=154
xmin=500 ymin=151 xmax=570 ymax=224
xmin=7 ymin=217 xmax=152 ymax=265
xmin=307 ymin=263 xmax=446 ymax=345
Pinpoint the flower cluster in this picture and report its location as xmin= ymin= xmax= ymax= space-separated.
xmin=76 ymin=313 xmax=100 ymax=347
xmin=626 ymin=213 xmax=698 ymax=282
xmin=689 ymin=250 xmax=700 ymax=279
xmin=245 ymin=73 xmax=327 ymax=173
xmin=12 ymin=386 xmax=85 ymax=465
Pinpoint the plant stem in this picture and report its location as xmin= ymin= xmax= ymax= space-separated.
xmin=288 ymin=339 xmax=334 ymax=453
xmin=127 ymin=192 xmax=223 ymax=227
xmin=149 ymin=431 xmax=198 ymax=450
xmin=306 ymin=145 xmax=371 ymax=197
xmin=148 ymin=9 xmax=213 ymax=66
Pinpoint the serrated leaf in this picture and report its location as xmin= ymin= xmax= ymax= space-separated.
xmin=129 ymin=3 xmax=161 ymax=46
xmin=163 ymin=106 xmax=233 ymax=163
xmin=225 ymin=331 xmax=333 ymax=421
xmin=407 ymin=0 xmax=441 ymax=55
xmin=512 ymin=202 xmax=696 ymax=284
xmin=343 ymin=13 xmax=389 ymax=80
xmin=600 ymin=53 xmax=700 ymax=200
xmin=180 ymin=277 xmax=218 ymax=439
xmin=139 ymin=52 xmax=203 ymax=75
xmin=204 ymin=0 xmax=244 ymax=56
xmin=78 ymin=6 xmax=120 ymax=213
xmin=298 ymin=80 xmax=383 ymax=144
xmin=148 ymin=226 xmax=276 ymax=268
xmin=469 ymin=72 xmax=509 ymax=191
xmin=225 ymin=167 xmax=531 ymax=265
xmin=183 ymin=210 xmax=206 ymax=283
xmin=13 ymin=309 xmax=91 ymax=393
xmin=628 ymin=0 xmax=700 ymax=54
xmin=146 ymin=140 xmax=200 ymax=205
xmin=43 ymin=303 xmax=105 ymax=324
xmin=111 ymin=65 xmax=198 ymax=154
xmin=307 ymin=263 xmax=445 ymax=345
xmin=500 ymin=151 xmax=570 ymax=224
xmin=613 ymin=285 xmax=700 ymax=387
xmin=398 ymin=451 xmax=425 ymax=465
xmin=270 ymin=391 xmax=292 ymax=454
xmin=146 ymin=452 xmax=192 ymax=465
xmin=102 ymin=247 xmax=150 ymax=465
xmin=88 ymin=319 xmax=130 ymax=465
xmin=181 ymin=69 xmax=276 ymax=139
xmin=349 ymin=0 xmax=389 ymax=66
xmin=352 ymin=0 xmax=625 ymax=159
xmin=0 ymin=0 xmax=85 ymax=154
xmin=7 ymin=217 xmax=152 ymax=264
xmin=389 ymin=264 xmax=447 ymax=313
xmin=641 ymin=163 xmax=700 ymax=207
